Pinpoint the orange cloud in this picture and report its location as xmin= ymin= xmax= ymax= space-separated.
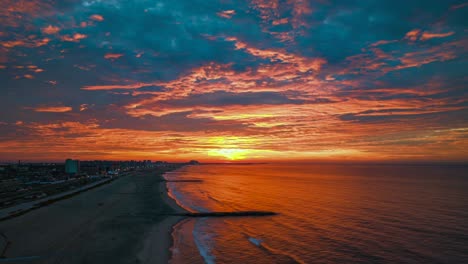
xmin=272 ymin=18 xmax=289 ymax=25
xmin=90 ymin=14 xmax=104 ymax=22
xmin=0 ymin=1 xmax=466 ymax=163
xmin=79 ymin=104 xmax=90 ymax=111
xmin=227 ymin=37 xmax=326 ymax=71
xmin=341 ymin=38 xmax=465 ymax=76
xmin=5 ymin=102 xmax=466 ymax=162
xmin=249 ymin=0 xmax=313 ymax=42
xmin=83 ymin=40 xmax=328 ymax=100
xmin=0 ymin=0 xmax=53 ymax=28
xmin=289 ymin=0 xmax=313 ymax=28
xmin=405 ymin=29 xmax=422 ymax=41
xmin=4 ymin=76 xmax=468 ymax=163
xmin=252 ymin=0 xmax=309 ymax=26
xmin=395 ymin=40 xmax=463 ymax=70
xmin=1 ymin=40 xmax=26 ymax=48
xmin=217 ymin=10 xmax=236 ymax=19
xmin=30 ymin=106 xmax=73 ymax=113
xmin=82 ymin=82 xmax=151 ymax=90
xmin=370 ymin=40 xmax=398 ymax=47
xmin=41 ymin=25 xmax=60 ymax=34
xmin=420 ymin=31 xmax=455 ymax=41
xmin=405 ymin=29 xmax=455 ymax=42
xmin=104 ymin=53 xmax=124 ymax=60
xmin=61 ymin=33 xmax=87 ymax=42
xmin=32 ymin=106 xmax=73 ymax=113
xmin=1 ymin=38 xmax=50 ymax=48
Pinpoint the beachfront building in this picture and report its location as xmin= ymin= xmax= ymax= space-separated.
xmin=65 ymin=159 xmax=80 ymax=175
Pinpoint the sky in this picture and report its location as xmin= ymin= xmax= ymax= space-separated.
xmin=0 ymin=0 xmax=467 ymax=162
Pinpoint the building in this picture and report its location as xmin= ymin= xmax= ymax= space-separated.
xmin=65 ymin=159 xmax=80 ymax=175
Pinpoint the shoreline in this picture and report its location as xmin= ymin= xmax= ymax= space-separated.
xmin=0 ymin=167 xmax=193 ymax=264
xmin=137 ymin=167 xmax=190 ymax=264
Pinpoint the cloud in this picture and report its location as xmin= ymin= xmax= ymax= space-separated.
xmin=100 ymin=111 xmax=249 ymax=132
xmin=41 ymin=25 xmax=60 ymax=35
xmin=226 ymin=36 xmax=326 ymax=71
xmin=61 ymin=33 xmax=87 ymax=42
xmin=0 ymin=0 xmax=467 ymax=161
xmin=90 ymin=14 xmax=104 ymax=22
xmin=405 ymin=29 xmax=421 ymax=41
xmin=405 ymin=29 xmax=455 ymax=42
xmin=82 ymin=82 xmax=150 ymax=90
xmin=1 ymin=38 xmax=50 ymax=48
xmin=124 ymin=91 xmax=306 ymax=117
xmin=250 ymin=0 xmax=312 ymax=29
xmin=420 ymin=31 xmax=455 ymax=41
xmin=31 ymin=106 xmax=73 ymax=113
xmin=104 ymin=53 xmax=124 ymax=60
xmin=0 ymin=0 xmax=53 ymax=28
xmin=217 ymin=10 xmax=236 ymax=19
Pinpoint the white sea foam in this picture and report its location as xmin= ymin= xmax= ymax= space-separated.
xmin=248 ymin=237 xmax=263 ymax=247
xmin=193 ymin=219 xmax=216 ymax=264
xmin=167 ymin=182 xmax=210 ymax=213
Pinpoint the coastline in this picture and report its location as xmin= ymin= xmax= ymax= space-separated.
xmin=137 ymin=168 xmax=190 ymax=264
xmin=0 ymin=167 xmax=193 ymax=264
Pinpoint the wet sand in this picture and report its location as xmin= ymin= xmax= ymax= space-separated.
xmin=0 ymin=168 xmax=187 ymax=264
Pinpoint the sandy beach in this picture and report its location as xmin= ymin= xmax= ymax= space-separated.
xmin=0 ymin=168 xmax=188 ymax=264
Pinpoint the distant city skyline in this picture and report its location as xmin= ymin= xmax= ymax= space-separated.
xmin=0 ymin=1 xmax=467 ymax=162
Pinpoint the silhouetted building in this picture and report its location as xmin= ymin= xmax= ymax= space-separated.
xmin=65 ymin=159 xmax=80 ymax=175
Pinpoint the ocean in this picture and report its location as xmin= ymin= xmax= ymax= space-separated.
xmin=165 ymin=163 xmax=468 ymax=264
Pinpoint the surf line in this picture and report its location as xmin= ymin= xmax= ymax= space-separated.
xmin=158 ymin=179 xmax=204 ymax=183
xmin=164 ymin=211 xmax=278 ymax=217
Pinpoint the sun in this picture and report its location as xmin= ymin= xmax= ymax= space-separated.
xmin=208 ymin=148 xmax=249 ymax=160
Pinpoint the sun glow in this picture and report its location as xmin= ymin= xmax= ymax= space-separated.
xmin=208 ymin=148 xmax=250 ymax=160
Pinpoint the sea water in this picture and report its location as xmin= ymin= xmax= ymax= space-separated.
xmin=166 ymin=163 xmax=468 ymax=263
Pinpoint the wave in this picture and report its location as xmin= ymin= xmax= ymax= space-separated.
xmin=245 ymin=234 xmax=305 ymax=264
xmin=193 ymin=219 xmax=216 ymax=264
xmin=248 ymin=237 xmax=262 ymax=246
xmin=166 ymin=181 xmax=211 ymax=213
xmin=166 ymin=184 xmax=194 ymax=212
